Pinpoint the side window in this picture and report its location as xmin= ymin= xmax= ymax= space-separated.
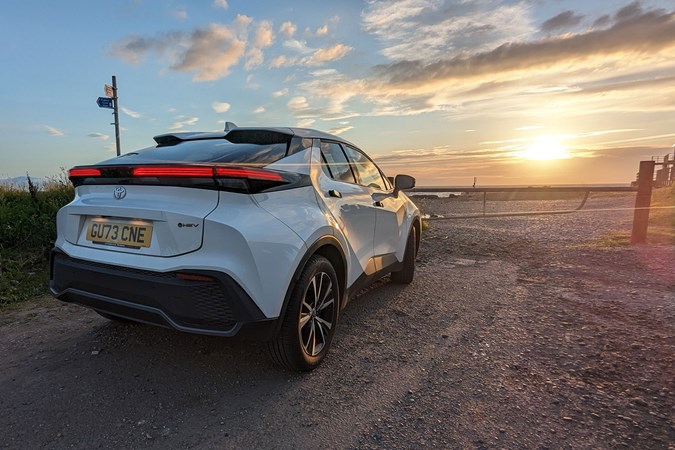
xmin=343 ymin=145 xmax=387 ymax=190
xmin=320 ymin=141 xmax=356 ymax=184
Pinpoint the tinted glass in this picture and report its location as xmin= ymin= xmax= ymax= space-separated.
xmin=98 ymin=139 xmax=287 ymax=166
xmin=320 ymin=142 xmax=356 ymax=183
xmin=343 ymin=145 xmax=386 ymax=190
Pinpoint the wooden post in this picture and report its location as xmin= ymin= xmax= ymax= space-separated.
xmin=631 ymin=160 xmax=655 ymax=244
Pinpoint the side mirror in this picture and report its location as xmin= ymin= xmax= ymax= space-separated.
xmin=394 ymin=174 xmax=415 ymax=197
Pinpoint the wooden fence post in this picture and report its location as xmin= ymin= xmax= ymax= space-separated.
xmin=631 ymin=160 xmax=655 ymax=244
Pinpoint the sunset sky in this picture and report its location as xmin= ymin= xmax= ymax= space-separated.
xmin=2 ymin=0 xmax=674 ymax=186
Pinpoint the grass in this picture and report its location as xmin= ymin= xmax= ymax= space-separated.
xmin=592 ymin=184 xmax=674 ymax=248
xmin=0 ymin=174 xmax=74 ymax=306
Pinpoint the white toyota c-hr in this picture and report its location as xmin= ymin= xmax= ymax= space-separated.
xmin=50 ymin=126 xmax=420 ymax=371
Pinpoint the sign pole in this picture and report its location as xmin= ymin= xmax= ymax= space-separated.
xmin=112 ymin=76 xmax=121 ymax=156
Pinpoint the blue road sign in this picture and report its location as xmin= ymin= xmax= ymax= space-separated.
xmin=97 ymin=97 xmax=114 ymax=109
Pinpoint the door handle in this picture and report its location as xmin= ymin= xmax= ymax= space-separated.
xmin=329 ymin=189 xmax=342 ymax=198
xmin=373 ymin=201 xmax=384 ymax=207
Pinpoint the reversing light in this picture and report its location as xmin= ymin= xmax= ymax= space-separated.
xmin=69 ymin=168 xmax=101 ymax=177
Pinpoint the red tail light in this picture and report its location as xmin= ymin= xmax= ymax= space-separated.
xmin=69 ymin=168 xmax=101 ymax=177
xmin=214 ymin=167 xmax=283 ymax=181
xmin=132 ymin=166 xmax=214 ymax=177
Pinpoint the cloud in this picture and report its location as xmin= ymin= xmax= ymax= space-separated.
xmin=45 ymin=126 xmax=63 ymax=137
xmin=283 ymin=4 xmax=675 ymax=127
xmin=244 ymin=20 xmax=274 ymax=69
xmin=374 ymin=9 xmax=675 ymax=88
xmin=316 ymin=24 xmax=328 ymax=36
xmin=615 ymin=1 xmax=642 ymax=22
xmin=172 ymin=10 xmax=188 ymax=21
xmin=515 ymin=126 xmax=544 ymax=131
xmin=254 ymin=20 xmax=274 ymax=48
xmin=121 ymin=107 xmax=141 ymax=118
xmin=284 ymin=39 xmax=313 ymax=54
xmin=592 ymin=15 xmax=611 ymax=29
xmin=328 ymin=125 xmax=353 ymax=135
xmin=296 ymin=119 xmax=315 ymax=127
xmin=540 ymin=11 xmax=584 ymax=32
xmin=245 ymin=47 xmax=264 ymax=69
xmin=273 ymin=43 xmax=353 ymax=68
xmin=361 ymin=0 xmax=535 ymax=62
xmin=273 ymin=87 xmax=289 ymax=97
xmin=279 ymin=21 xmax=297 ymax=38
xmin=253 ymin=106 xmax=265 ymax=113
xmin=305 ymin=43 xmax=352 ymax=65
xmin=287 ymin=96 xmax=310 ymax=113
xmin=168 ymin=116 xmax=199 ymax=130
xmin=87 ymin=132 xmax=110 ymax=141
xmin=211 ymin=101 xmax=231 ymax=113
xmin=110 ymin=20 xmax=248 ymax=81
xmin=213 ymin=0 xmax=228 ymax=10
xmin=269 ymin=55 xmax=287 ymax=68
xmin=171 ymin=23 xmax=247 ymax=81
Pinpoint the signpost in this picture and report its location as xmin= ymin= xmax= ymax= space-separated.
xmin=96 ymin=76 xmax=121 ymax=156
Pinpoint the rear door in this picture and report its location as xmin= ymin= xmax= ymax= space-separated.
xmin=315 ymin=141 xmax=377 ymax=284
xmin=341 ymin=145 xmax=407 ymax=267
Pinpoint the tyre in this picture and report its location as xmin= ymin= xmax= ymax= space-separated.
xmin=390 ymin=227 xmax=416 ymax=284
xmin=268 ymin=255 xmax=339 ymax=371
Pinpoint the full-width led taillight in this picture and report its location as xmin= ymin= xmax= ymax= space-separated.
xmin=68 ymin=164 xmax=289 ymax=192
xmin=68 ymin=168 xmax=101 ymax=177
xmin=214 ymin=167 xmax=283 ymax=181
xmin=132 ymin=166 xmax=214 ymax=177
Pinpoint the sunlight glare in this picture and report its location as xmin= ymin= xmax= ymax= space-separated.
xmin=519 ymin=137 xmax=571 ymax=161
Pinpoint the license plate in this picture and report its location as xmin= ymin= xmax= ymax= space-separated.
xmin=86 ymin=219 xmax=153 ymax=248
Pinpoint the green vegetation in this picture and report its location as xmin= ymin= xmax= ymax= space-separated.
xmin=592 ymin=184 xmax=675 ymax=248
xmin=0 ymin=175 xmax=74 ymax=306
xmin=646 ymin=184 xmax=675 ymax=244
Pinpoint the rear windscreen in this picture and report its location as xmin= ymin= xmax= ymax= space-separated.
xmin=97 ymin=138 xmax=289 ymax=166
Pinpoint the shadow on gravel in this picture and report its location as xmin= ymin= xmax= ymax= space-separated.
xmin=2 ymin=277 xmax=444 ymax=449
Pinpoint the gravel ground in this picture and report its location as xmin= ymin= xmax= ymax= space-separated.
xmin=0 ymin=194 xmax=673 ymax=449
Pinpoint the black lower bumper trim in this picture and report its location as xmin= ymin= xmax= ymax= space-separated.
xmin=50 ymin=250 xmax=277 ymax=339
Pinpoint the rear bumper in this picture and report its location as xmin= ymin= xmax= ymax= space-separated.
xmin=49 ymin=250 xmax=277 ymax=339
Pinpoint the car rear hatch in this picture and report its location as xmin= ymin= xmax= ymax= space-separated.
xmin=65 ymin=164 xmax=293 ymax=257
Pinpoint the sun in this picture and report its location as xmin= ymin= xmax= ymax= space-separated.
xmin=519 ymin=137 xmax=571 ymax=161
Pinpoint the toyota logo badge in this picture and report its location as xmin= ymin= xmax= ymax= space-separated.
xmin=113 ymin=186 xmax=127 ymax=200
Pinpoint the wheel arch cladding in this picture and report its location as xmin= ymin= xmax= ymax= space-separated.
xmin=412 ymin=217 xmax=421 ymax=253
xmin=271 ymin=236 xmax=347 ymax=338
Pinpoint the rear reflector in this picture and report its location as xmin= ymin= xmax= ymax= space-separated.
xmin=69 ymin=168 xmax=101 ymax=177
xmin=176 ymin=273 xmax=214 ymax=282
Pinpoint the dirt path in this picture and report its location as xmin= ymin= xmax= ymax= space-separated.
xmin=1 ymin=198 xmax=673 ymax=449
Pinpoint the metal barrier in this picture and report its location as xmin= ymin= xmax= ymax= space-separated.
xmin=410 ymin=186 xmax=636 ymax=218
xmin=408 ymin=184 xmax=661 ymax=244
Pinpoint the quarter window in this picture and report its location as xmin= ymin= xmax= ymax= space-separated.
xmin=320 ymin=142 xmax=356 ymax=184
